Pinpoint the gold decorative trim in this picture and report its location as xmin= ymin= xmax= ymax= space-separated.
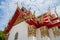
xmin=28 ymin=24 xmax=36 ymax=37
xmin=52 ymin=26 xmax=60 ymax=37
xmin=40 ymin=26 xmax=49 ymax=37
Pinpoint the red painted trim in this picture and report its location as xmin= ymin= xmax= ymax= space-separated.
xmin=52 ymin=22 xmax=60 ymax=27
xmin=43 ymin=15 xmax=50 ymax=18
xmin=26 ymin=19 xmax=38 ymax=28
xmin=4 ymin=8 xmax=20 ymax=34
xmin=51 ymin=17 xmax=58 ymax=21
xmin=47 ymin=22 xmax=60 ymax=28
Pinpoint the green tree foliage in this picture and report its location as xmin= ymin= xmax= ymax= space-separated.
xmin=0 ymin=30 xmax=6 ymax=40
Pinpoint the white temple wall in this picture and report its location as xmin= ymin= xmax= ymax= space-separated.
xmin=8 ymin=21 xmax=28 ymax=40
xmin=8 ymin=21 xmax=60 ymax=40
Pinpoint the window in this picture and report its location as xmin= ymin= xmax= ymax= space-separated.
xmin=14 ymin=32 xmax=18 ymax=40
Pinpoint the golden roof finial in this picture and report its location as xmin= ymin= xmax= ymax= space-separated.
xmin=29 ymin=7 xmax=31 ymax=11
xmin=16 ymin=2 xmax=19 ymax=8
xmin=48 ymin=6 xmax=50 ymax=13
xmin=54 ymin=6 xmax=58 ymax=16
xmin=32 ymin=11 xmax=35 ymax=18
xmin=54 ymin=7 xmax=60 ymax=21
xmin=33 ymin=11 xmax=35 ymax=16
xmin=21 ymin=3 xmax=27 ymax=13
xmin=16 ymin=2 xmax=20 ymax=9
xmin=29 ymin=7 xmax=31 ymax=12
xmin=21 ymin=2 xmax=25 ymax=8
xmin=34 ymin=11 xmax=35 ymax=14
xmin=47 ymin=6 xmax=50 ymax=14
xmin=16 ymin=2 xmax=22 ymax=14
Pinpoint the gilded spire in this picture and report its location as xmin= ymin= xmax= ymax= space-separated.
xmin=54 ymin=7 xmax=60 ymax=21
xmin=16 ymin=2 xmax=21 ymax=12
xmin=21 ymin=2 xmax=24 ymax=8
xmin=33 ymin=11 xmax=35 ymax=16
xmin=28 ymin=7 xmax=31 ymax=13
xmin=29 ymin=7 xmax=31 ymax=11
xmin=54 ymin=7 xmax=58 ymax=17
xmin=16 ymin=2 xmax=20 ymax=9
xmin=16 ymin=2 xmax=23 ymax=14
xmin=16 ymin=2 xmax=18 ymax=7
xmin=47 ymin=6 xmax=51 ymax=14
xmin=21 ymin=3 xmax=27 ymax=13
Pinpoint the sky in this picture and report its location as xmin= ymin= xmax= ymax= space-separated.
xmin=0 ymin=0 xmax=60 ymax=31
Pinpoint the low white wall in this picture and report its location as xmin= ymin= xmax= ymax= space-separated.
xmin=8 ymin=21 xmax=28 ymax=40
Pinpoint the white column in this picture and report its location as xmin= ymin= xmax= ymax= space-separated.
xmin=36 ymin=28 xmax=41 ymax=40
xmin=28 ymin=36 xmax=36 ymax=40
xmin=48 ymin=28 xmax=55 ymax=40
xmin=41 ymin=36 xmax=50 ymax=40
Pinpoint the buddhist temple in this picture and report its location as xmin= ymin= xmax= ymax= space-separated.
xmin=3 ymin=4 xmax=60 ymax=40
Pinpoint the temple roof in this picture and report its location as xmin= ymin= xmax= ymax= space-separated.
xmin=4 ymin=7 xmax=20 ymax=34
xmin=3 ymin=7 xmax=60 ymax=34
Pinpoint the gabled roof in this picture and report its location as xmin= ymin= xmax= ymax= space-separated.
xmin=4 ymin=8 xmax=20 ymax=34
